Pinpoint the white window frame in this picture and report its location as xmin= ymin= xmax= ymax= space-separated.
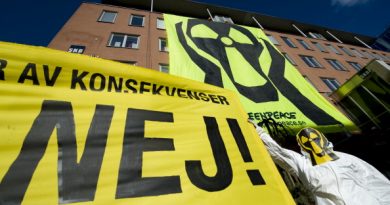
xmin=300 ymin=55 xmax=322 ymax=68
xmin=157 ymin=18 xmax=165 ymax=29
xmin=347 ymin=61 xmax=362 ymax=71
xmin=281 ymin=36 xmax=297 ymax=48
xmin=266 ymin=34 xmax=279 ymax=45
xmin=108 ymin=33 xmax=140 ymax=49
xmin=312 ymin=42 xmax=327 ymax=52
xmin=326 ymin=59 xmax=347 ymax=71
xmin=321 ymin=77 xmax=340 ymax=91
xmin=297 ymin=39 xmax=312 ymax=50
xmin=326 ymin=44 xmax=341 ymax=55
xmin=98 ymin=10 xmax=117 ymax=23
xmin=159 ymin=38 xmax=168 ymax=52
xmin=361 ymin=50 xmax=375 ymax=59
xmin=129 ymin=14 xmax=144 ymax=27
xmin=159 ymin=64 xmax=169 ymax=73
xmin=350 ymin=48 xmax=364 ymax=58
xmin=338 ymin=46 xmax=354 ymax=57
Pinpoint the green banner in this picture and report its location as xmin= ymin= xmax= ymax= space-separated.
xmin=164 ymin=14 xmax=357 ymax=133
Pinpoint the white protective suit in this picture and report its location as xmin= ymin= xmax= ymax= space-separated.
xmin=254 ymin=125 xmax=390 ymax=205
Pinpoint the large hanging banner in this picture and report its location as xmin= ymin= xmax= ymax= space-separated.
xmin=164 ymin=14 xmax=356 ymax=133
xmin=0 ymin=42 xmax=294 ymax=205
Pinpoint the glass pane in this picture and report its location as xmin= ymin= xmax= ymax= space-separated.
xmin=130 ymin=15 xmax=144 ymax=26
xmin=125 ymin=36 xmax=138 ymax=48
xmin=110 ymin=34 xmax=124 ymax=47
xmin=267 ymin=34 xmax=279 ymax=45
xmin=160 ymin=65 xmax=169 ymax=73
xmin=160 ymin=39 xmax=167 ymax=51
xmin=157 ymin=19 xmax=165 ymax=29
xmin=100 ymin=11 xmax=116 ymax=23
xmin=282 ymin=37 xmax=296 ymax=48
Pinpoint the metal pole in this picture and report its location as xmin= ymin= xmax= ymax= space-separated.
xmin=206 ymin=8 xmax=214 ymax=21
xmin=326 ymin=30 xmax=343 ymax=44
xmin=151 ymin=0 xmax=154 ymax=12
xmin=292 ymin=24 xmax=307 ymax=38
xmin=252 ymin=17 xmax=264 ymax=29
xmin=361 ymin=85 xmax=390 ymax=112
xmin=348 ymin=96 xmax=381 ymax=128
xmin=354 ymin=36 xmax=373 ymax=49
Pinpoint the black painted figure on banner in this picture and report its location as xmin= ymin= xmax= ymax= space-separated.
xmin=176 ymin=19 xmax=338 ymax=125
xmin=249 ymin=120 xmax=390 ymax=205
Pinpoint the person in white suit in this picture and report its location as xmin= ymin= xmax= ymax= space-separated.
xmin=250 ymin=120 xmax=390 ymax=205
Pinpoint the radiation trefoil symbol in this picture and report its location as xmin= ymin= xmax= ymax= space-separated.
xmin=175 ymin=19 xmax=338 ymax=125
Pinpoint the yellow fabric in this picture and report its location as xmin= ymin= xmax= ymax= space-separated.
xmin=164 ymin=14 xmax=357 ymax=133
xmin=0 ymin=41 xmax=294 ymax=205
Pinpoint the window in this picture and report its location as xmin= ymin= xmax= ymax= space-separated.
xmin=338 ymin=46 xmax=354 ymax=57
xmin=282 ymin=53 xmax=296 ymax=65
xmin=372 ymin=52 xmax=383 ymax=60
xmin=266 ymin=34 xmax=279 ymax=45
xmin=213 ymin=15 xmax=234 ymax=24
xmin=361 ymin=50 xmax=375 ymax=59
xmin=321 ymin=77 xmax=340 ymax=91
xmin=297 ymin=39 xmax=312 ymax=50
xmin=129 ymin=15 xmax=144 ymax=26
xmin=108 ymin=33 xmax=139 ymax=49
xmin=281 ymin=36 xmax=297 ymax=48
xmin=325 ymin=44 xmax=341 ymax=54
xmin=326 ymin=59 xmax=347 ymax=71
xmin=159 ymin=38 xmax=168 ymax=52
xmin=312 ymin=42 xmax=327 ymax=52
xmin=350 ymin=48 xmax=364 ymax=58
xmin=68 ymin=45 xmax=85 ymax=54
xmin=300 ymin=55 xmax=322 ymax=68
xmin=157 ymin=18 xmax=165 ymax=29
xmin=308 ymin=32 xmax=327 ymax=40
xmin=98 ymin=11 xmax=117 ymax=23
xmin=347 ymin=61 xmax=362 ymax=71
xmin=159 ymin=64 xmax=169 ymax=73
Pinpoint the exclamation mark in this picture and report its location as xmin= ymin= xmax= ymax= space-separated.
xmin=227 ymin=118 xmax=266 ymax=185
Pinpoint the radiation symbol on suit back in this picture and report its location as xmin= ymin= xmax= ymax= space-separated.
xmin=173 ymin=18 xmax=339 ymax=126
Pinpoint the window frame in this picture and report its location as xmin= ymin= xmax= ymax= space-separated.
xmin=347 ymin=61 xmax=362 ymax=71
xmin=325 ymin=59 xmax=347 ymax=71
xmin=159 ymin=38 xmax=168 ymax=52
xmin=159 ymin=64 xmax=169 ymax=73
xmin=156 ymin=18 xmax=165 ymax=29
xmin=321 ymin=77 xmax=340 ymax=91
xmin=299 ymin=55 xmax=322 ymax=68
xmin=108 ymin=33 xmax=140 ymax=49
xmin=98 ymin=10 xmax=117 ymax=23
xmin=129 ymin=14 xmax=145 ymax=27
xmin=281 ymin=36 xmax=297 ymax=48
xmin=297 ymin=39 xmax=312 ymax=50
xmin=312 ymin=42 xmax=327 ymax=52
xmin=338 ymin=46 xmax=354 ymax=57
xmin=350 ymin=48 xmax=365 ymax=58
xmin=266 ymin=34 xmax=280 ymax=45
xmin=325 ymin=44 xmax=341 ymax=55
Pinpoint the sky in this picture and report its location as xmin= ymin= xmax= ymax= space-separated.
xmin=0 ymin=0 xmax=389 ymax=47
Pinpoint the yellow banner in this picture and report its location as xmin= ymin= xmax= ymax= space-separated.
xmin=164 ymin=14 xmax=357 ymax=133
xmin=0 ymin=42 xmax=294 ymax=205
